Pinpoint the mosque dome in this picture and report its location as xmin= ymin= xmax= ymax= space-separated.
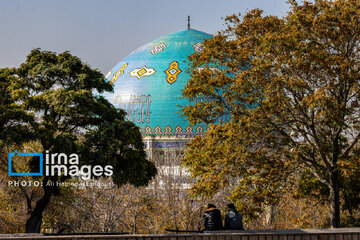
xmin=103 ymin=29 xmax=213 ymax=135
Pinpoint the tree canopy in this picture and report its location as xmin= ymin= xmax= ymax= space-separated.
xmin=0 ymin=68 xmax=33 ymax=147
xmin=182 ymin=0 xmax=360 ymax=228
xmin=1 ymin=49 xmax=156 ymax=232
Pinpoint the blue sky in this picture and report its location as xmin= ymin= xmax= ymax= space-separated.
xmin=0 ymin=0 xmax=291 ymax=74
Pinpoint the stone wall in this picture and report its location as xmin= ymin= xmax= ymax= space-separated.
xmin=0 ymin=228 xmax=359 ymax=240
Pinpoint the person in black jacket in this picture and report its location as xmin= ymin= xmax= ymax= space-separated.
xmin=224 ymin=203 xmax=244 ymax=230
xmin=203 ymin=204 xmax=223 ymax=230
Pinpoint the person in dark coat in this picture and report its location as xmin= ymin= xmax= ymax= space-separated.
xmin=224 ymin=203 xmax=244 ymax=230
xmin=203 ymin=204 xmax=223 ymax=230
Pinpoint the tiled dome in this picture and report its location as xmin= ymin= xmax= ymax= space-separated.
xmin=103 ymin=29 xmax=212 ymax=135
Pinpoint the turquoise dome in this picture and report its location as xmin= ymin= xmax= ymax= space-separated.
xmin=103 ymin=29 xmax=213 ymax=135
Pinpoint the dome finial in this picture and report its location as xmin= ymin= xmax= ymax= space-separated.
xmin=188 ymin=15 xmax=190 ymax=29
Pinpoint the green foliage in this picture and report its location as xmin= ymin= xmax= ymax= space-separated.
xmin=0 ymin=68 xmax=33 ymax=147
xmin=0 ymin=49 xmax=156 ymax=232
xmin=82 ymin=117 xmax=156 ymax=187
xmin=296 ymin=170 xmax=329 ymax=201
xmin=182 ymin=0 xmax=360 ymax=228
xmin=12 ymin=48 xmax=156 ymax=186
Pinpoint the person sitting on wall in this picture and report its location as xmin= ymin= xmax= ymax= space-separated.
xmin=203 ymin=204 xmax=223 ymax=231
xmin=224 ymin=203 xmax=244 ymax=230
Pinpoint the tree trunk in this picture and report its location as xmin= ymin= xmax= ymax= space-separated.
xmin=25 ymin=184 xmax=52 ymax=233
xmin=329 ymin=170 xmax=340 ymax=228
xmin=264 ymin=204 xmax=275 ymax=226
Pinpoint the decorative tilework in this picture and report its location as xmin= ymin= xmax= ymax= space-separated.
xmin=104 ymin=29 xmax=214 ymax=136
xmin=105 ymin=71 xmax=112 ymax=78
xmin=185 ymin=126 xmax=193 ymax=133
xmin=130 ymin=66 xmax=156 ymax=79
xmin=195 ymin=125 xmax=204 ymax=133
xmin=153 ymin=141 xmax=188 ymax=149
xmin=165 ymin=61 xmax=182 ymax=84
xmin=192 ymin=42 xmax=205 ymax=52
xmin=164 ymin=126 xmax=172 ymax=134
xmin=151 ymin=43 xmax=167 ymax=55
xmin=144 ymin=126 xmax=152 ymax=134
xmin=115 ymin=94 xmax=152 ymax=123
xmin=145 ymin=96 xmax=151 ymax=123
xmin=174 ymin=126 xmax=183 ymax=133
xmin=110 ymin=63 xmax=128 ymax=85
xmin=154 ymin=126 xmax=162 ymax=134
xmin=194 ymin=67 xmax=220 ymax=73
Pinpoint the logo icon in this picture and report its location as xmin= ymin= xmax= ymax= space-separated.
xmin=8 ymin=151 xmax=43 ymax=176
